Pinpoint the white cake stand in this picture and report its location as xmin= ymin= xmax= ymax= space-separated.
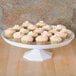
xmin=1 ymin=32 xmax=75 ymax=61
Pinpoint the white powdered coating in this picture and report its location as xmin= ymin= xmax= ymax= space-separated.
xmin=27 ymin=31 xmax=38 ymax=37
xmin=28 ymin=25 xmax=36 ymax=30
xmin=13 ymin=32 xmax=24 ymax=38
xmin=36 ymin=35 xmax=48 ymax=41
xmin=41 ymin=31 xmax=52 ymax=37
xmin=55 ymin=24 xmax=66 ymax=31
xmin=36 ymin=21 xmax=46 ymax=27
xmin=34 ymin=28 xmax=43 ymax=34
xmin=42 ymin=25 xmax=52 ymax=31
xmin=61 ymin=29 xmax=72 ymax=35
xmin=12 ymin=25 xmax=21 ymax=30
xmin=55 ymin=32 xmax=67 ymax=39
xmin=5 ymin=28 xmax=15 ymax=35
xmin=19 ymin=28 xmax=29 ymax=34
xmin=21 ymin=35 xmax=33 ymax=42
xmin=50 ymin=35 xmax=62 ymax=43
xmin=22 ymin=21 xmax=33 ymax=27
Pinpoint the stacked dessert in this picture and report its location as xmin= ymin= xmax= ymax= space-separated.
xmin=4 ymin=21 xmax=72 ymax=45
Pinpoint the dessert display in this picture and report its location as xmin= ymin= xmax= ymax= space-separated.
xmin=2 ymin=20 xmax=75 ymax=62
xmin=4 ymin=20 xmax=72 ymax=45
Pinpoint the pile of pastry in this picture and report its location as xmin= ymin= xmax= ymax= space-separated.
xmin=4 ymin=21 xmax=72 ymax=45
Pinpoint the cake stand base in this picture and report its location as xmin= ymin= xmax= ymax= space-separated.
xmin=23 ymin=49 xmax=52 ymax=61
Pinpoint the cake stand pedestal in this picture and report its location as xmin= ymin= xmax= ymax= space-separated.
xmin=23 ymin=49 xmax=52 ymax=61
xmin=1 ymin=32 xmax=75 ymax=61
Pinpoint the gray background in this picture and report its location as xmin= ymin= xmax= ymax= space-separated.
xmin=0 ymin=0 xmax=76 ymax=34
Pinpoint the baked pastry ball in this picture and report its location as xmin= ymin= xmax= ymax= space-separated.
xmin=50 ymin=35 xmax=62 ymax=44
xmin=55 ymin=32 xmax=67 ymax=40
xmin=64 ymin=29 xmax=72 ymax=37
xmin=49 ymin=30 xmax=59 ymax=35
xmin=41 ymin=31 xmax=52 ymax=37
xmin=27 ymin=25 xmax=36 ymax=31
xmin=27 ymin=31 xmax=38 ymax=38
xmin=36 ymin=21 xmax=46 ymax=28
xmin=36 ymin=35 xmax=48 ymax=45
xmin=4 ymin=20 xmax=73 ymax=45
xmin=34 ymin=28 xmax=44 ymax=35
xmin=42 ymin=25 xmax=52 ymax=31
xmin=60 ymin=29 xmax=72 ymax=38
xmin=13 ymin=32 xmax=24 ymax=42
xmin=52 ymin=25 xmax=57 ymax=29
xmin=22 ymin=21 xmax=32 ymax=28
xmin=12 ymin=25 xmax=21 ymax=31
xmin=55 ymin=24 xmax=66 ymax=31
xmin=4 ymin=28 xmax=15 ymax=39
xmin=19 ymin=28 xmax=29 ymax=34
xmin=21 ymin=35 xmax=33 ymax=44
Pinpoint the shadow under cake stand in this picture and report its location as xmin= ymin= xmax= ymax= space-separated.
xmin=1 ymin=32 xmax=75 ymax=61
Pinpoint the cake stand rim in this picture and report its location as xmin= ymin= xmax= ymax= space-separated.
xmin=1 ymin=32 xmax=75 ymax=49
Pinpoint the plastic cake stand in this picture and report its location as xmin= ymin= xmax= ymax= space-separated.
xmin=1 ymin=32 xmax=75 ymax=61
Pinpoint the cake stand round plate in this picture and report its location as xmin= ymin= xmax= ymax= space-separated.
xmin=1 ymin=32 xmax=75 ymax=61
